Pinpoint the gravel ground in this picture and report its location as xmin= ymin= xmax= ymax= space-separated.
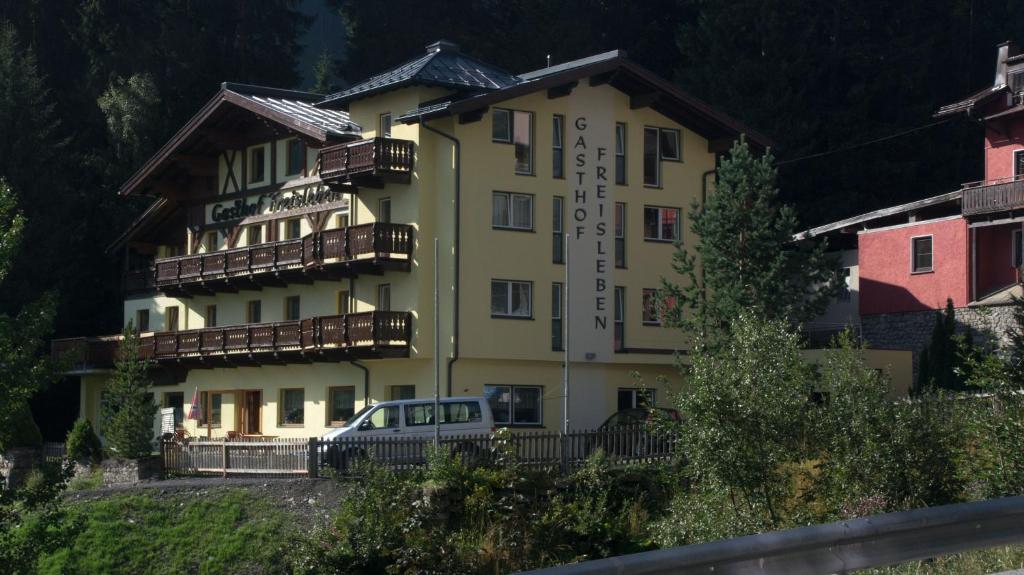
xmin=64 ymin=477 xmax=350 ymax=530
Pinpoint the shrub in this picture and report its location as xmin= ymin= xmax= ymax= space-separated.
xmin=66 ymin=419 xmax=102 ymax=464
xmin=0 ymin=401 xmax=42 ymax=452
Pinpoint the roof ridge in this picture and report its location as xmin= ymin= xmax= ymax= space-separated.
xmin=222 ymin=82 xmax=324 ymax=101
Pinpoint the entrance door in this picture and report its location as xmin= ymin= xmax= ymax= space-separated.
xmin=238 ymin=391 xmax=262 ymax=435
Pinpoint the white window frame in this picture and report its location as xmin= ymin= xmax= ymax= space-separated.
xmin=513 ymin=110 xmax=534 ymax=175
xmin=643 ymin=206 xmax=681 ymax=242
xmin=492 ymin=108 xmax=512 ymax=143
xmin=615 ymin=202 xmax=626 ymax=267
xmin=553 ymin=196 xmax=564 ymax=262
xmin=551 ymin=282 xmax=563 ymax=351
xmin=910 ymin=235 xmax=934 ymax=274
xmin=658 ymin=128 xmax=681 ymax=161
xmin=284 ymin=138 xmax=305 ymax=177
xmin=491 ymin=279 xmax=533 ymax=319
xmin=378 ymin=284 xmax=391 ymax=311
xmin=246 ymin=144 xmax=269 ymax=187
xmin=492 ymin=191 xmax=534 ymax=231
xmin=485 ymin=384 xmax=543 ymax=426
xmin=379 ymin=112 xmax=392 ymax=138
xmin=615 ymin=122 xmax=627 ymax=185
xmin=614 ymin=286 xmax=625 ymax=351
xmin=643 ymin=126 xmax=661 ymax=187
xmin=642 ymin=288 xmax=660 ymax=326
xmin=1015 ymin=149 xmax=1024 ymax=180
xmin=552 ymin=114 xmax=564 ymax=179
xmin=284 ymin=295 xmax=301 ymax=321
xmin=379 ymin=197 xmax=392 ymax=223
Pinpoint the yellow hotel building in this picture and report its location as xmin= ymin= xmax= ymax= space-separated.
xmin=56 ymin=41 xmax=774 ymax=438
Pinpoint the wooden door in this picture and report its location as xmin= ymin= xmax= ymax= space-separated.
xmin=237 ymin=390 xmax=262 ymax=435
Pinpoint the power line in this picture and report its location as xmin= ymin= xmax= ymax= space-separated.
xmin=774 ymin=118 xmax=953 ymax=166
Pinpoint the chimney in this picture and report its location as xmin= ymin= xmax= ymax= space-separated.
xmin=426 ymin=40 xmax=460 ymax=54
xmin=995 ymin=41 xmax=1019 ymax=87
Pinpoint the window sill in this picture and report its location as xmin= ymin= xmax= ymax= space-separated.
xmin=492 ymin=226 xmax=536 ymax=233
xmin=643 ymin=238 xmax=678 ymax=244
xmin=278 ymin=423 xmax=305 ymax=428
xmin=642 ymin=321 xmax=663 ymax=327
xmin=643 ymin=184 xmax=663 ymax=190
xmin=910 ymin=269 xmax=934 ymax=275
xmin=515 ymin=172 xmax=536 ymax=177
xmin=491 ymin=315 xmax=535 ymax=321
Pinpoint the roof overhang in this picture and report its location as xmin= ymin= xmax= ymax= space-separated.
xmin=119 ymin=85 xmax=356 ymax=197
xmin=796 ymin=190 xmax=963 ymax=240
xmin=399 ymin=52 xmax=773 ymax=151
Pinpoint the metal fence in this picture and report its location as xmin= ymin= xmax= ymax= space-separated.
xmin=42 ymin=442 xmax=67 ymax=463
xmin=159 ymin=426 xmax=682 ymax=478
xmin=513 ymin=495 xmax=1024 ymax=575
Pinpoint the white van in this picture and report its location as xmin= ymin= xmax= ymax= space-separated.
xmin=321 ymin=396 xmax=496 ymax=467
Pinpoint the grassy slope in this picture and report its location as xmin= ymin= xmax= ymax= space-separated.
xmin=38 ymin=489 xmax=302 ymax=575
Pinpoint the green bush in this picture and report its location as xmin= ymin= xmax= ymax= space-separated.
xmin=66 ymin=418 xmax=102 ymax=464
xmin=0 ymin=401 xmax=42 ymax=451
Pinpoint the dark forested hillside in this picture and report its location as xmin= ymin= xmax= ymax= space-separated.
xmin=0 ymin=0 xmax=1022 ymax=342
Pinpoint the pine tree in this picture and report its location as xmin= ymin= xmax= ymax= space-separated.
xmin=312 ymin=50 xmax=336 ymax=95
xmin=101 ymin=324 xmax=156 ymax=459
xmin=918 ymin=299 xmax=974 ymax=392
xmin=659 ymin=138 xmax=839 ymax=342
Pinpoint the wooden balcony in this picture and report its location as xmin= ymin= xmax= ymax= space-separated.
xmin=962 ymin=177 xmax=1024 ymax=216
xmin=53 ymin=311 xmax=412 ymax=370
xmin=318 ymin=137 xmax=414 ymax=188
xmin=146 ymin=223 xmax=412 ymax=296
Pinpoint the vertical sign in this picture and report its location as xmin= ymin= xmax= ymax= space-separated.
xmin=567 ymin=86 xmax=615 ymax=362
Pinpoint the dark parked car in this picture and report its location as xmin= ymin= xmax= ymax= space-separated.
xmin=585 ymin=407 xmax=681 ymax=458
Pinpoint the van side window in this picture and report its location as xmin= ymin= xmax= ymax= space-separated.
xmin=368 ymin=406 xmax=399 ymax=429
xmin=405 ymin=404 xmax=435 ymax=426
xmin=442 ymin=401 xmax=482 ymax=423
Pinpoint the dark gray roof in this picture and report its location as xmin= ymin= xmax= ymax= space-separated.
xmin=319 ymin=41 xmax=519 ymax=106
xmin=517 ymin=50 xmax=622 ymax=81
xmin=224 ymin=83 xmax=360 ymax=136
xmin=796 ymin=190 xmax=963 ymax=239
xmin=935 ymin=85 xmax=1006 ymax=117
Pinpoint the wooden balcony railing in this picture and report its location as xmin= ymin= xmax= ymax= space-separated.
xmin=145 ymin=223 xmax=412 ymax=291
xmin=319 ymin=137 xmax=414 ymax=186
xmin=962 ymin=176 xmax=1024 ymax=216
xmin=53 ymin=311 xmax=412 ymax=370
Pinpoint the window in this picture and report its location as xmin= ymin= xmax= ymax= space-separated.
xmin=335 ymin=213 xmax=349 ymax=229
xmin=614 ymin=287 xmax=625 ymax=351
xmin=337 ymin=290 xmax=350 ymax=314
xmin=164 ymin=392 xmax=184 ymax=427
xmin=247 ymin=224 xmax=262 ymax=245
xmin=1016 ymin=150 xmax=1024 ymax=180
xmin=485 ymin=385 xmax=543 ymax=426
xmin=491 ymin=280 xmax=532 ymax=318
xmin=203 ymin=231 xmax=218 ymax=252
xmin=200 ymin=392 xmax=222 ymax=427
xmin=552 ymin=115 xmax=564 ymax=178
xmin=390 ymin=385 xmax=415 ymax=401
xmin=492 ymin=109 xmax=511 ymax=143
xmin=615 ymin=123 xmax=627 ymax=185
xmin=659 ymin=128 xmax=681 ymax=161
xmin=1015 ymin=230 xmax=1023 ymax=268
xmin=379 ymin=112 xmax=392 ymax=138
xmin=285 ymin=218 xmax=302 ymax=240
xmin=247 ymin=300 xmax=262 ymax=324
xmin=643 ymin=127 xmax=660 ymax=186
xmin=166 ymin=306 xmax=179 ymax=332
xmin=552 ymin=282 xmax=563 ymax=351
xmin=327 ymin=386 xmax=355 ymax=425
xmin=205 ymin=305 xmax=217 ymax=328
xmin=911 ymin=236 xmax=933 ymax=273
xmin=378 ymin=197 xmax=391 ymax=223
xmin=615 ymin=203 xmax=626 ymax=267
xmin=284 ymin=296 xmax=300 ymax=321
xmin=642 ymin=289 xmax=660 ymax=325
xmin=368 ymin=405 xmax=399 ymax=429
xmin=643 ymin=206 xmax=680 ymax=242
xmin=249 ymin=146 xmax=266 ymax=184
xmin=286 ymin=138 xmax=305 ymax=176
xmin=405 ymin=401 xmax=483 ymax=426
xmin=617 ymin=388 xmax=655 ymax=411
xmin=377 ymin=284 xmax=391 ymax=311
xmin=553 ymin=196 xmax=564 ymax=263
xmin=279 ymin=388 xmax=304 ymax=426
xmin=136 ymin=309 xmax=150 ymax=332
xmin=492 ymin=191 xmax=533 ymax=231
xmin=513 ymin=110 xmax=533 ymax=175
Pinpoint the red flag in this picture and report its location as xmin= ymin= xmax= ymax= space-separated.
xmin=187 ymin=387 xmax=201 ymax=420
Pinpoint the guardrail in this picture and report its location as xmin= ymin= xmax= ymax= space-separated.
xmin=160 ymin=426 xmax=682 ymax=478
xmin=513 ymin=496 xmax=1024 ymax=575
xmin=962 ymin=176 xmax=1024 ymax=216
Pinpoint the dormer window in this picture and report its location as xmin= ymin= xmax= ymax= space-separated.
xmin=379 ymin=113 xmax=392 ymax=138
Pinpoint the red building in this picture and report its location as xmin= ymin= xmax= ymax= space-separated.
xmin=804 ymin=41 xmax=1024 ymax=356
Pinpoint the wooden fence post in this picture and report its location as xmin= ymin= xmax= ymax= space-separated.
xmin=307 ymin=437 xmax=318 ymax=478
xmin=222 ymin=442 xmax=228 ymax=478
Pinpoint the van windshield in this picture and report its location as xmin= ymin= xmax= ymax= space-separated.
xmin=344 ymin=404 xmax=375 ymax=427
